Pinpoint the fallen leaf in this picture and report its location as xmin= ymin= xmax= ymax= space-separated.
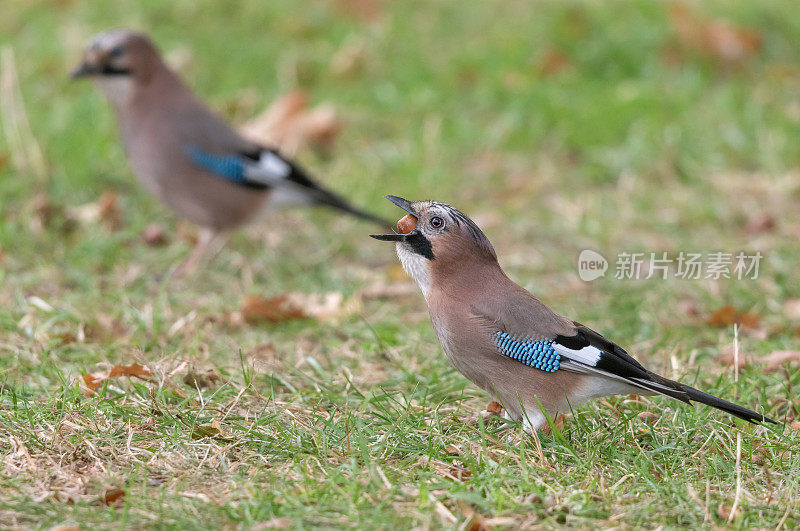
xmin=541 ymin=413 xmax=566 ymax=435
xmin=790 ymin=420 xmax=800 ymax=431
xmin=84 ymin=315 xmax=128 ymax=342
xmin=444 ymin=444 xmax=461 ymax=456
xmin=241 ymin=292 xmax=357 ymax=324
xmin=83 ymin=363 xmax=153 ymax=396
xmin=717 ymin=502 xmax=740 ymax=520
xmin=100 ymin=488 xmax=125 ymax=506
xmin=715 ymin=343 xmax=751 ymax=369
xmin=783 ymin=299 xmax=800 ymax=321
xmin=184 ymin=367 xmax=222 ymax=390
xmin=706 ymin=306 xmax=760 ymax=329
xmin=485 ymin=401 xmax=503 ymax=416
xmin=745 ymin=214 xmax=776 ymax=235
xmin=191 ymin=419 xmax=221 ymax=438
xmin=142 ymin=222 xmax=168 ymax=246
xmin=240 ymin=91 xmax=341 ymax=155
xmin=176 ymin=222 xmax=198 ymax=245
xmin=751 ymin=451 xmax=765 ymax=466
xmin=67 ymin=190 xmax=121 ymax=231
xmin=191 ymin=419 xmax=232 ymax=441
xmin=536 ymin=48 xmax=573 ymax=77
xmin=457 ymin=501 xmax=492 ymax=531
xmin=758 ymin=350 xmax=800 ymax=373
xmin=242 ymin=294 xmax=307 ymax=324
xmin=331 ymin=0 xmax=385 ymax=22
xmin=669 ymin=3 xmax=761 ymax=66
xmin=679 ymin=300 xmax=700 ymax=317
xmin=637 ymin=411 xmax=660 ymax=424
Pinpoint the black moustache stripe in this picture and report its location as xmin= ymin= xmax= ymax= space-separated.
xmin=100 ymin=66 xmax=132 ymax=76
xmin=407 ymin=232 xmax=434 ymax=260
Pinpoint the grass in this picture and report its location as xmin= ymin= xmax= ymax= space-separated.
xmin=1 ymin=0 xmax=800 ymax=528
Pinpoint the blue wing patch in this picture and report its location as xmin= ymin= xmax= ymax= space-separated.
xmin=494 ymin=331 xmax=560 ymax=372
xmin=188 ymin=147 xmax=246 ymax=183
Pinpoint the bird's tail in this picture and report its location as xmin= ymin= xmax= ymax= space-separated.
xmin=637 ymin=372 xmax=776 ymax=424
xmin=309 ymin=187 xmax=393 ymax=228
xmin=274 ymin=159 xmax=393 ymax=228
xmin=679 ymin=384 xmax=776 ymax=424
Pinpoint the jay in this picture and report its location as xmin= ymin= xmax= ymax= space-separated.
xmin=72 ymin=29 xmax=388 ymax=276
xmin=372 ymin=196 xmax=776 ymax=431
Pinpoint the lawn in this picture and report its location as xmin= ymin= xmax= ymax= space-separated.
xmin=1 ymin=0 xmax=799 ymax=528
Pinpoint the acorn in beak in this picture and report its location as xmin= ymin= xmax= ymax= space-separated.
xmin=370 ymin=195 xmax=419 ymax=242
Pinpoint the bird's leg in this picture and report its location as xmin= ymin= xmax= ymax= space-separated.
xmin=520 ymin=407 xmax=547 ymax=434
xmin=172 ymin=228 xmax=229 ymax=278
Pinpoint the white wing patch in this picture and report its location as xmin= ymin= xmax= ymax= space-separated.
xmin=552 ymin=343 xmax=602 ymax=366
xmin=243 ymin=151 xmax=292 ymax=185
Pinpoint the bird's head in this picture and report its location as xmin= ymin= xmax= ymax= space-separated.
xmin=71 ymin=30 xmax=160 ymax=103
xmin=371 ymin=196 xmax=497 ymax=297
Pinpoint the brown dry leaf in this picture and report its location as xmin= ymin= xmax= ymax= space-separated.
xmin=669 ymin=3 xmax=761 ymax=65
xmin=331 ymin=0 xmax=385 ymax=22
xmin=83 ymin=363 xmax=153 ymax=396
xmin=679 ymin=300 xmax=700 ymax=318
xmin=745 ymin=213 xmax=776 ymax=235
xmin=242 ymin=294 xmax=307 ymax=324
xmin=0 ymin=152 xmax=8 ymax=171
xmin=457 ymin=501 xmax=492 ymax=531
xmin=541 ymin=413 xmax=566 ymax=435
xmin=758 ymin=350 xmax=800 ymax=373
xmin=191 ymin=419 xmax=232 ymax=442
xmin=142 ymin=222 xmax=168 ymax=246
xmin=242 ymin=292 xmax=357 ymax=324
xmin=68 ymin=190 xmax=121 ymax=231
xmin=790 ymin=420 xmax=800 ymax=431
xmin=715 ymin=344 xmax=751 ymax=369
xmin=783 ymin=299 xmax=800 ymax=321
xmin=717 ymin=502 xmax=740 ymax=520
xmin=84 ymin=315 xmax=128 ymax=342
xmin=637 ymin=411 xmax=660 ymax=424
xmin=176 ymin=222 xmax=198 ymax=245
xmin=240 ymin=91 xmax=341 ymax=154
xmin=706 ymin=305 xmax=760 ymax=329
xmin=485 ymin=401 xmax=503 ymax=417
xmin=100 ymin=488 xmax=125 ymax=506
xmin=536 ymin=48 xmax=573 ymax=77
xmin=184 ymin=367 xmax=223 ymax=390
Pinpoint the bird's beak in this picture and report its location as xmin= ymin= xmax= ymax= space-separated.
xmin=370 ymin=195 xmax=418 ymax=242
xmin=70 ymin=61 xmax=97 ymax=79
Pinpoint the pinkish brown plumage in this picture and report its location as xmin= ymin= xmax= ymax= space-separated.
xmin=372 ymin=196 xmax=775 ymax=431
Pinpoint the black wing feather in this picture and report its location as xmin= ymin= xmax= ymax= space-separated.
xmin=556 ymin=323 xmax=775 ymax=424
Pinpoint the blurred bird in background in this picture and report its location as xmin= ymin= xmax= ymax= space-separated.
xmin=72 ymin=29 xmax=389 ymax=276
xmin=372 ymin=196 xmax=776 ymax=431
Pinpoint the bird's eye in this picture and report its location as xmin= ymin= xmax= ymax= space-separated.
xmin=430 ymin=216 xmax=444 ymax=229
xmin=109 ymin=45 xmax=125 ymax=58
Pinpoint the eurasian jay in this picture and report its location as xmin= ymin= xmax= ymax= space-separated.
xmin=372 ymin=196 xmax=776 ymax=431
xmin=72 ymin=29 xmax=388 ymax=276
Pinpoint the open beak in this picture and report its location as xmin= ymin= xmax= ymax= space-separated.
xmin=70 ymin=62 xmax=97 ymax=79
xmin=370 ymin=195 xmax=417 ymax=242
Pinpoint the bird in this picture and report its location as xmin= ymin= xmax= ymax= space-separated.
xmin=72 ymin=29 xmax=389 ymax=276
xmin=371 ymin=195 xmax=776 ymax=431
